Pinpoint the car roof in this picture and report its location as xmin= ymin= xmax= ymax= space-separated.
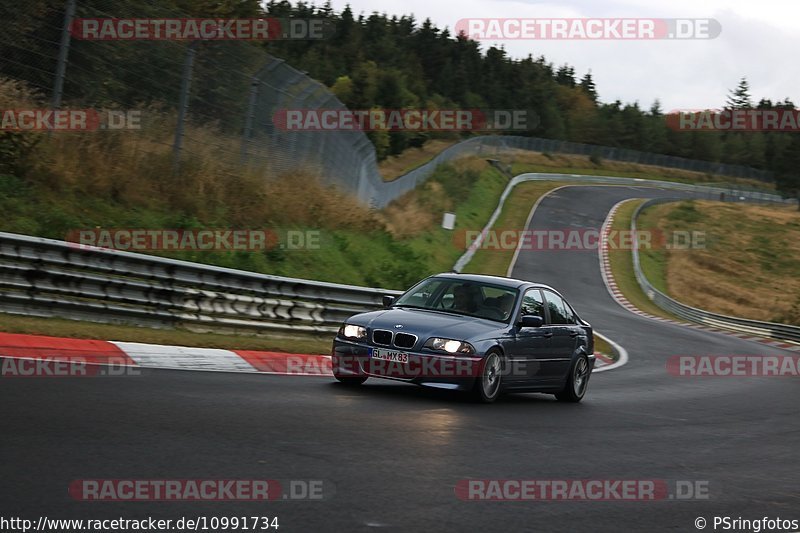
xmin=431 ymin=272 xmax=556 ymax=292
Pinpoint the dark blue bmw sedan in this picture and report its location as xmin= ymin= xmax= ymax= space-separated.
xmin=332 ymin=273 xmax=595 ymax=403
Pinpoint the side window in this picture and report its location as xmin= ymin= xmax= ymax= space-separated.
xmin=562 ymin=301 xmax=576 ymax=324
xmin=520 ymin=289 xmax=546 ymax=320
xmin=543 ymin=291 xmax=575 ymax=325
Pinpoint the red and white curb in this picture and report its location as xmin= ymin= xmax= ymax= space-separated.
xmin=592 ymin=333 xmax=627 ymax=372
xmin=0 ymin=332 xmax=332 ymax=376
xmin=599 ymin=200 xmax=800 ymax=354
xmin=0 ymin=331 xmax=615 ymax=376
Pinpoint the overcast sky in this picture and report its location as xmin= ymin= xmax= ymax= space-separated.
xmin=326 ymin=0 xmax=798 ymax=111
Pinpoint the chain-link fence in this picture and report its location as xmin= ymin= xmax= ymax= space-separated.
xmin=1 ymin=0 xmax=778 ymax=210
xmin=242 ymin=57 xmax=380 ymax=197
xmin=2 ymin=0 xmax=287 ymax=181
xmin=361 ymin=136 xmax=778 ymax=207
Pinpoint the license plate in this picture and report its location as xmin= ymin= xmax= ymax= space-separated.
xmin=371 ymin=348 xmax=409 ymax=363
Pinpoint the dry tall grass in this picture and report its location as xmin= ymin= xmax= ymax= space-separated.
xmin=648 ymin=201 xmax=800 ymax=325
xmin=1 ymin=77 xmax=380 ymax=233
xmin=379 ymin=158 xmax=488 ymax=238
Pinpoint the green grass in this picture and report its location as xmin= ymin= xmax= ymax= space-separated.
xmin=378 ymin=139 xmax=457 ymax=181
xmin=0 ymin=163 xmax=507 ymax=291
xmin=606 ymin=199 xmax=678 ymax=321
xmin=394 ymin=152 xmax=441 ymax=176
xmin=593 ymin=335 xmax=615 ymax=361
xmin=635 ymin=203 xmax=682 ymax=295
xmin=462 ymin=181 xmax=566 ymax=276
xmin=402 ymin=163 xmax=512 ymax=274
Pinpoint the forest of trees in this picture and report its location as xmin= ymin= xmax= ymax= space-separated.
xmin=262 ymin=2 xmax=799 ymax=198
xmin=1 ymin=0 xmax=798 ymax=199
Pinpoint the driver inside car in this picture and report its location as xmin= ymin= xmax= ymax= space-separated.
xmin=452 ymin=284 xmax=481 ymax=313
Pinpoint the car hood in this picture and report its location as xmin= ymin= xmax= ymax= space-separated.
xmin=351 ymin=307 xmax=506 ymax=342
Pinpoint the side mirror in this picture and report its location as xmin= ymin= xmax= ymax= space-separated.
xmin=382 ymin=295 xmax=396 ymax=308
xmin=519 ymin=315 xmax=543 ymax=328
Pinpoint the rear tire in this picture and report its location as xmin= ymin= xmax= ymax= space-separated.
xmin=471 ymin=351 xmax=503 ymax=403
xmin=555 ymin=354 xmax=590 ymax=403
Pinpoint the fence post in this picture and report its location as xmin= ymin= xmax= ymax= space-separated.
xmin=173 ymin=41 xmax=198 ymax=174
xmin=52 ymin=0 xmax=77 ymax=110
xmin=240 ymin=77 xmax=260 ymax=164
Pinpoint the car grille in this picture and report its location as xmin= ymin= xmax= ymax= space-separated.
xmin=394 ymin=333 xmax=417 ymax=349
xmin=372 ymin=329 xmax=393 ymax=346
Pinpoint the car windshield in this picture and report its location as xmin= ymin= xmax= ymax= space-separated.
xmin=393 ymin=278 xmax=518 ymax=322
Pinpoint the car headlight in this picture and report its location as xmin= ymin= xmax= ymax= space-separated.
xmin=339 ymin=324 xmax=367 ymax=340
xmin=424 ymin=337 xmax=475 ymax=355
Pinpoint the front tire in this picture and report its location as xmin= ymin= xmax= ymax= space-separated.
xmin=555 ymin=354 xmax=590 ymax=403
xmin=333 ymin=354 xmax=368 ymax=386
xmin=472 ymin=351 xmax=503 ymax=403
xmin=334 ymin=374 xmax=367 ymax=386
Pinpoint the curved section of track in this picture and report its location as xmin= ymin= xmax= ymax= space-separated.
xmin=1 ymin=186 xmax=797 ymax=532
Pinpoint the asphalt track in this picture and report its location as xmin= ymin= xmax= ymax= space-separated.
xmin=1 ymin=186 xmax=798 ymax=532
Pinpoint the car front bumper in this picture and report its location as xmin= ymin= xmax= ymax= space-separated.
xmin=332 ymin=338 xmax=483 ymax=390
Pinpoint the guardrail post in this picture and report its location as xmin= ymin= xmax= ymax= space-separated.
xmin=173 ymin=41 xmax=199 ymax=175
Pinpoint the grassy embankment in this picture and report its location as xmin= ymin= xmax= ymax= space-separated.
xmin=607 ymin=199 xmax=800 ymax=326
xmin=637 ymin=200 xmax=800 ymax=325
xmin=378 ymin=139 xmax=458 ymax=181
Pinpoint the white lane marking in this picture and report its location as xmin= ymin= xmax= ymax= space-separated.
xmin=505 ymin=185 xmax=631 ymax=372
xmin=593 ymin=332 xmax=628 ymax=373
xmin=504 ymin=183 xmax=664 ymax=278
xmin=111 ymin=341 xmax=260 ymax=373
xmin=505 ymin=184 xmax=572 ymax=277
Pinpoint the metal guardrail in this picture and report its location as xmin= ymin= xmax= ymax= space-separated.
xmin=364 ymin=136 xmax=781 ymax=208
xmin=0 ymin=232 xmax=402 ymax=335
xmin=631 ymin=199 xmax=800 ymax=344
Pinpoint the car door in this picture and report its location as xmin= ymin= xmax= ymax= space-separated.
xmin=541 ymin=290 xmax=579 ymax=379
xmin=509 ymin=288 xmax=553 ymax=384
